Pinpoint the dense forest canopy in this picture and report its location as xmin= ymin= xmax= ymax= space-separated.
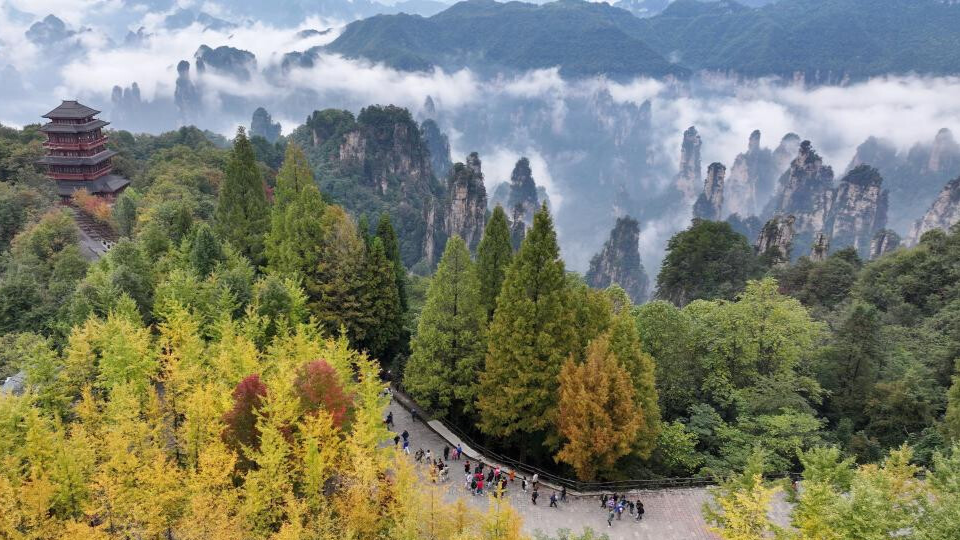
xmin=3 ymin=107 xmax=960 ymax=537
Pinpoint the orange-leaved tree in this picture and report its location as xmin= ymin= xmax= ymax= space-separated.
xmin=555 ymin=332 xmax=643 ymax=480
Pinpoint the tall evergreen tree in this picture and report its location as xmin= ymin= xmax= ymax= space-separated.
xmin=608 ymin=310 xmax=661 ymax=458
xmin=359 ymin=237 xmax=404 ymax=364
xmin=475 ymin=205 xmax=512 ymax=321
xmin=265 ymin=144 xmax=325 ymax=277
xmin=188 ymin=223 xmax=224 ymax=277
xmin=215 ymin=127 xmax=269 ymax=266
xmin=306 ymin=205 xmax=368 ymax=342
xmin=404 ymin=236 xmax=486 ymax=419
xmin=477 ymin=205 xmax=575 ymax=449
xmin=376 ymin=213 xmax=408 ymax=312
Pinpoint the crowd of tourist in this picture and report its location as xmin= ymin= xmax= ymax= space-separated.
xmin=387 ymin=395 xmax=648 ymax=530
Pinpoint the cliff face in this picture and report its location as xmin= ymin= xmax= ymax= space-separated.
xmin=773 ymin=133 xmax=801 ymax=178
xmin=725 ymin=130 xmax=779 ymax=217
xmin=585 ymin=216 xmax=650 ymax=304
xmin=810 ymin=232 xmax=829 ymax=262
xmin=909 ymin=176 xmax=960 ymax=244
xmin=766 ymin=142 xmax=887 ymax=259
xmin=675 ymin=126 xmax=702 ymax=200
xmin=251 ymin=107 xmax=281 ymax=142
xmin=870 ymin=229 xmax=901 ymax=259
xmin=174 ymin=60 xmax=201 ymax=126
xmin=766 ymin=140 xmax=835 ymax=220
xmin=826 ymin=165 xmax=888 ymax=258
xmin=846 ymin=129 xmax=960 ymax=234
xmin=693 ymin=162 xmax=726 ymax=221
xmin=420 ymin=119 xmax=453 ymax=180
xmin=508 ymin=157 xmax=539 ymax=226
xmin=755 ymin=214 xmax=795 ymax=265
xmin=927 ymin=128 xmax=960 ymax=175
xmin=297 ymin=105 xmax=444 ymax=268
xmin=444 ymin=153 xmax=488 ymax=251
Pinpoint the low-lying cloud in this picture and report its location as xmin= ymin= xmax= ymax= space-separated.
xmin=4 ymin=4 xmax=960 ymax=272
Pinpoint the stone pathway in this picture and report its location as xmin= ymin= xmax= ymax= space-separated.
xmin=386 ymin=399 xmax=791 ymax=539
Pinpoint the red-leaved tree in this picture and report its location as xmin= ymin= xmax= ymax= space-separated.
xmin=294 ymin=360 xmax=354 ymax=428
xmin=222 ymin=374 xmax=268 ymax=462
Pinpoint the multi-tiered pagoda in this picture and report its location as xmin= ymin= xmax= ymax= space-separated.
xmin=38 ymin=100 xmax=129 ymax=199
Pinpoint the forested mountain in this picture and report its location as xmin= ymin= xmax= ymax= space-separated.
xmin=327 ymin=0 xmax=960 ymax=80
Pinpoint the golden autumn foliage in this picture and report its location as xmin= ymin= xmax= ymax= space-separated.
xmin=0 ymin=311 xmax=529 ymax=540
xmin=555 ymin=332 xmax=643 ymax=480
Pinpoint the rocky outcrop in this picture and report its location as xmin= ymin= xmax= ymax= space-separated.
xmin=764 ymin=142 xmax=887 ymax=259
xmin=725 ymin=130 xmax=779 ymax=217
xmin=810 ymin=232 xmax=829 ymax=262
xmin=693 ymin=162 xmax=726 ymax=221
xmin=755 ymin=215 xmax=795 ymax=265
xmin=444 ymin=153 xmax=488 ymax=251
xmin=675 ymin=126 xmax=703 ymax=200
xmin=194 ymin=45 xmax=256 ymax=81
xmin=826 ymin=165 xmax=888 ymax=258
xmin=420 ymin=119 xmax=452 ymax=180
xmin=927 ymin=128 xmax=960 ymax=175
xmin=846 ymin=129 xmax=960 ymax=234
xmin=766 ymin=140 xmax=835 ymax=220
xmin=585 ymin=216 xmax=650 ymax=304
xmin=870 ymin=229 xmax=901 ymax=259
xmin=298 ymin=105 xmax=442 ymax=267
xmin=174 ymin=60 xmax=201 ymax=125
xmin=111 ymin=83 xmax=143 ymax=126
xmin=251 ymin=107 xmax=281 ymax=142
xmin=508 ymin=157 xmax=539 ymax=226
xmin=909 ymin=176 xmax=960 ymax=244
xmin=510 ymin=205 xmax=526 ymax=251
xmin=773 ymin=133 xmax=801 ymax=178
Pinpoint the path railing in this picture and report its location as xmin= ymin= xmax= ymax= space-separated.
xmin=389 ymin=385 xmax=801 ymax=496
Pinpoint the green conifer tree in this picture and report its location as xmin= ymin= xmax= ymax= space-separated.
xmin=264 ymin=144 xmax=325 ymax=276
xmin=608 ymin=310 xmax=661 ymax=458
xmin=188 ymin=223 xmax=224 ymax=277
xmin=475 ymin=205 xmax=512 ymax=321
xmin=306 ymin=206 xmax=367 ymax=341
xmin=376 ymin=213 xmax=408 ymax=313
xmin=359 ymin=237 xmax=403 ymax=364
xmin=215 ymin=127 xmax=269 ymax=266
xmin=477 ymin=205 xmax=575 ymax=448
xmin=404 ymin=236 xmax=485 ymax=419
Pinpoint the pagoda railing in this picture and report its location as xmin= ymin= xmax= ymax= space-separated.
xmin=44 ymin=135 xmax=109 ymax=151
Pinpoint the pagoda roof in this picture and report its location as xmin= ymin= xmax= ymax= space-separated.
xmin=43 ymin=100 xmax=100 ymax=119
xmin=40 ymin=119 xmax=109 ymax=134
xmin=56 ymin=174 xmax=130 ymax=198
xmin=38 ymin=149 xmax=117 ymax=166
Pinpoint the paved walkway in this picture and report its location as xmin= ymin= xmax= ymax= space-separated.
xmin=386 ymin=399 xmax=792 ymax=539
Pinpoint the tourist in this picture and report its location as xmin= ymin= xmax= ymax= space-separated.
xmin=470 ymin=476 xmax=478 ymax=495
xmin=393 ymin=435 xmax=400 ymax=447
xmin=476 ymin=477 xmax=484 ymax=496
xmin=636 ymin=500 xmax=644 ymax=521
xmin=607 ymin=508 xmax=615 ymax=527
xmin=402 ymin=439 xmax=410 ymax=455
xmin=385 ymin=411 xmax=393 ymax=428
xmin=600 ymin=493 xmax=608 ymax=509
xmin=465 ymin=472 xmax=472 ymax=491
xmin=401 ymin=430 xmax=409 ymax=442
xmin=628 ymin=500 xmax=635 ymax=515
xmin=521 ymin=476 xmax=528 ymax=492
xmin=532 ymin=472 xmax=539 ymax=485
xmin=425 ymin=449 xmax=432 ymax=463
xmin=456 ymin=443 xmax=463 ymax=460
xmin=443 ymin=445 xmax=450 ymax=461
xmin=560 ymin=485 xmax=567 ymax=502
xmin=509 ymin=469 xmax=515 ymax=483
xmin=464 ymin=460 xmax=471 ymax=475
xmin=531 ymin=489 xmax=539 ymax=505
xmin=549 ymin=492 xmax=558 ymax=507
xmin=616 ymin=501 xmax=624 ymax=520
